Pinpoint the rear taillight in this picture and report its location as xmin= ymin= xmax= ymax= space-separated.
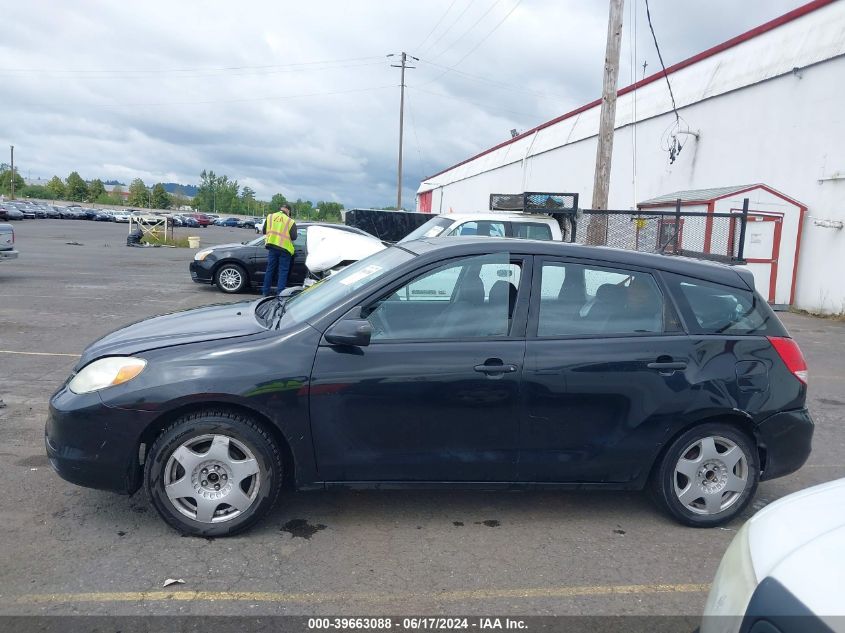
xmin=767 ymin=336 xmax=808 ymax=385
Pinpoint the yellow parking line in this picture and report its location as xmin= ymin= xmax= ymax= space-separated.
xmin=0 ymin=350 xmax=80 ymax=357
xmin=15 ymin=583 xmax=710 ymax=605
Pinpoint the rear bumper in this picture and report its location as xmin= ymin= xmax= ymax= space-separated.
xmin=757 ymin=408 xmax=814 ymax=481
xmin=0 ymin=249 xmax=19 ymax=260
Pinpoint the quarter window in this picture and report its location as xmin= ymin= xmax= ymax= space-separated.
xmin=537 ymin=261 xmax=667 ymax=336
xmin=665 ymin=274 xmax=785 ymax=335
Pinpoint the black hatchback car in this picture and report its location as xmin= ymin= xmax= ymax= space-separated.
xmin=47 ymin=238 xmax=813 ymax=536
xmin=189 ymin=222 xmax=374 ymax=293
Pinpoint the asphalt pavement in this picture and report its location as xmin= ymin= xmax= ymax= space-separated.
xmin=1 ymin=219 xmax=843 ymax=617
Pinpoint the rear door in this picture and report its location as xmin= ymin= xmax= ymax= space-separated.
xmin=520 ymin=256 xmax=694 ymax=484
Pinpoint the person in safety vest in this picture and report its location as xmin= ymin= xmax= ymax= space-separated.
xmin=261 ymin=204 xmax=297 ymax=296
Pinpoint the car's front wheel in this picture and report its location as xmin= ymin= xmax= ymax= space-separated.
xmin=214 ymin=263 xmax=247 ymax=293
xmin=651 ymin=423 xmax=759 ymax=527
xmin=145 ymin=410 xmax=283 ymax=537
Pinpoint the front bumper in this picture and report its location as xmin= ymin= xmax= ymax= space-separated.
xmin=757 ymin=408 xmax=814 ymax=481
xmin=189 ymin=259 xmax=214 ymax=284
xmin=0 ymin=249 xmax=19 ymax=260
xmin=45 ymin=387 xmax=155 ymax=494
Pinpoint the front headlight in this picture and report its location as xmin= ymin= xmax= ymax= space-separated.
xmin=194 ymin=249 xmax=213 ymax=261
xmin=68 ymin=357 xmax=147 ymax=394
xmin=701 ymin=523 xmax=757 ymax=633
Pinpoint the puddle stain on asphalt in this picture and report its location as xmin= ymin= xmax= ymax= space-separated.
xmin=819 ymin=398 xmax=845 ymax=406
xmin=474 ymin=520 xmax=500 ymax=528
xmin=15 ymin=455 xmax=50 ymax=468
xmin=281 ymin=518 xmax=327 ymax=539
xmin=453 ymin=521 xmax=464 ymax=527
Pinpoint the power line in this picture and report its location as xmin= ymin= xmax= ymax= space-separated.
xmin=419 ymin=0 xmax=523 ymax=87
xmin=418 ymin=0 xmax=478 ymax=57
xmin=417 ymin=57 xmax=569 ymax=101
xmin=18 ymin=84 xmax=395 ymax=109
xmin=644 ymin=0 xmax=679 ymax=122
xmin=0 ymin=55 xmax=385 ymax=75
xmin=415 ymin=0 xmax=461 ymax=52
xmin=428 ymin=0 xmax=506 ymax=62
xmin=408 ymin=85 xmax=536 ymax=119
xmin=0 ymin=59 xmax=388 ymax=81
xmin=405 ymin=89 xmax=428 ymax=177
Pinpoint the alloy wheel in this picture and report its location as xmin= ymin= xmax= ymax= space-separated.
xmin=673 ymin=435 xmax=748 ymax=515
xmin=218 ymin=267 xmax=243 ymax=291
xmin=163 ymin=434 xmax=261 ymax=524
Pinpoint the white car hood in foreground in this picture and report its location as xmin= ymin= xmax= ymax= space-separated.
xmin=305 ymin=226 xmax=385 ymax=274
xmin=747 ymin=477 xmax=845 ymax=614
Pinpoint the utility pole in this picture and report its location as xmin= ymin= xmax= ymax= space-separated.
xmin=587 ymin=0 xmax=625 ymax=244
xmin=389 ymin=52 xmax=417 ymax=210
xmin=9 ymin=145 xmax=15 ymax=200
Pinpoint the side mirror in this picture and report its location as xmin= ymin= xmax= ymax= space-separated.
xmin=324 ymin=318 xmax=372 ymax=347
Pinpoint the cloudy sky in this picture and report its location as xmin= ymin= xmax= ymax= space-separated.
xmin=2 ymin=0 xmax=806 ymax=208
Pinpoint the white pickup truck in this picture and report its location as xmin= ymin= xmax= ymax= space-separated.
xmin=399 ymin=212 xmax=565 ymax=243
xmin=0 ymin=223 xmax=18 ymax=261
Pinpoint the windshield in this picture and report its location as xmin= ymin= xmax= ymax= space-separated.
xmin=256 ymin=246 xmax=414 ymax=328
xmin=399 ymin=216 xmax=454 ymax=243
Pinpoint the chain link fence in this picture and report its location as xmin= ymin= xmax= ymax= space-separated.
xmin=573 ymin=201 xmax=748 ymax=263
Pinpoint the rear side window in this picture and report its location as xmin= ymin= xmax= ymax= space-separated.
xmin=512 ymin=222 xmax=553 ymax=240
xmin=665 ymin=273 xmax=786 ymax=335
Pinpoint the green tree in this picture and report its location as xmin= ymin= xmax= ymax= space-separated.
xmin=241 ymin=186 xmax=256 ymax=215
xmin=22 ymin=184 xmax=51 ymax=199
xmin=315 ymin=201 xmax=344 ymax=222
xmin=270 ymin=193 xmax=288 ymax=211
xmin=194 ymin=170 xmax=218 ymax=212
xmin=0 ymin=167 xmax=25 ymax=196
xmin=151 ymin=183 xmax=171 ymax=209
xmin=87 ymin=178 xmax=106 ymax=202
xmin=47 ymin=176 xmax=65 ymax=200
xmin=127 ymin=178 xmax=148 ymax=207
xmin=64 ymin=171 xmax=89 ymax=202
xmin=290 ymin=198 xmax=314 ymax=220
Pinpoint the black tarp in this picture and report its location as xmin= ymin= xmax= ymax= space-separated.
xmin=344 ymin=208 xmax=432 ymax=243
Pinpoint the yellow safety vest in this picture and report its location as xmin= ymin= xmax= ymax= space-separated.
xmin=266 ymin=213 xmax=295 ymax=255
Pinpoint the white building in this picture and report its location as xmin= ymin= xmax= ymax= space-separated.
xmin=416 ymin=0 xmax=845 ymax=314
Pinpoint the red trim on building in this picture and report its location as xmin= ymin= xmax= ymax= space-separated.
xmin=703 ymin=201 xmax=715 ymax=254
xmin=790 ymin=204 xmax=808 ymax=305
xmin=422 ymin=0 xmax=836 ymax=184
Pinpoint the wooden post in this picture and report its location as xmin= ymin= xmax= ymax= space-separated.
xmin=586 ymin=0 xmax=625 ymax=245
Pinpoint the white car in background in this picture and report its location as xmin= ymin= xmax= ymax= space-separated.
xmin=112 ymin=211 xmax=131 ymax=223
xmin=399 ymin=212 xmax=565 ymax=243
xmin=702 ymin=477 xmax=845 ymax=633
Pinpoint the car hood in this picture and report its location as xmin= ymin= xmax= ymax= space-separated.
xmin=305 ymin=225 xmax=386 ymax=273
xmin=209 ymin=242 xmax=251 ymax=252
xmin=76 ymin=300 xmax=264 ymax=369
xmin=748 ymin=477 xmax=845 ymax=582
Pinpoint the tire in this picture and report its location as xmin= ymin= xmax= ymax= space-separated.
xmin=650 ymin=423 xmax=759 ymax=527
xmin=145 ymin=409 xmax=283 ymax=537
xmin=214 ymin=263 xmax=247 ymax=294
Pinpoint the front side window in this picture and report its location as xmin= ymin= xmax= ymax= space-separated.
xmin=365 ymin=253 xmax=519 ymax=340
xmin=450 ymin=221 xmax=506 ymax=238
xmin=665 ymin=273 xmax=786 ymax=335
xmin=537 ymin=261 xmax=667 ymax=336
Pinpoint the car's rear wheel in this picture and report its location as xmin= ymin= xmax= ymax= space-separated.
xmin=651 ymin=423 xmax=758 ymax=527
xmin=215 ymin=263 xmax=247 ymax=293
xmin=145 ymin=410 xmax=283 ymax=537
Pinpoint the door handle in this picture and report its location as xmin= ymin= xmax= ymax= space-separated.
xmin=474 ymin=363 xmax=518 ymax=374
xmin=647 ymin=361 xmax=687 ymax=373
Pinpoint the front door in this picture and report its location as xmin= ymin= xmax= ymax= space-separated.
xmin=309 ymin=253 xmax=528 ymax=482
xmin=520 ymin=257 xmax=693 ymax=483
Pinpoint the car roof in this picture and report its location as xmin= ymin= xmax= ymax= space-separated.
xmin=399 ymin=236 xmax=752 ymax=290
